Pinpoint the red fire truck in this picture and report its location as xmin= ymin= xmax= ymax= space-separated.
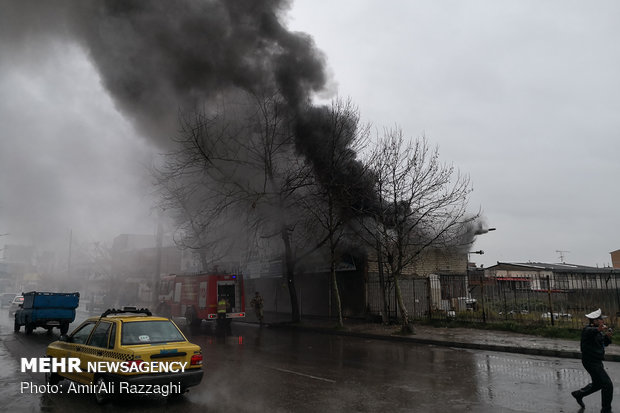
xmin=157 ymin=272 xmax=245 ymax=326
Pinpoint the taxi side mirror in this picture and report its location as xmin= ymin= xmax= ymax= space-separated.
xmin=59 ymin=335 xmax=69 ymax=342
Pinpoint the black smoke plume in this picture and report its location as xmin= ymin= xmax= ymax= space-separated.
xmin=1 ymin=0 xmax=327 ymax=146
xmin=0 ymin=0 xmax=380 ymax=246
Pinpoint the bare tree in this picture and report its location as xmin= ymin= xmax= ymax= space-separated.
xmin=154 ymin=91 xmax=315 ymax=322
xmin=359 ymin=128 xmax=477 ymax=333
xmin=297 ymin=98 xmax=371 ymax=327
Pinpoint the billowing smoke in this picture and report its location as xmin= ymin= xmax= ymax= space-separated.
xmin=0 ymin=0 xmax=349 ymax=251
xmin=295 ymin=105 xmax=378 ymax=214
xmin=456 ymin=216 xmax=494 ymax=252
xmin=2 ymin=0 xmax=327 ymax=146
xmin=75 ymin=0 xmax=324 ymax=146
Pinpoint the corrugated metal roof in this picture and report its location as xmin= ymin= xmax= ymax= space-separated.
xmin=488 ymin=261 xmax=620 ymax=274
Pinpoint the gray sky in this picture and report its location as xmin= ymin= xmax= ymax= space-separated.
xmin=0 ymin=1 xmax=618 ymax=267
xmin=0 ymin=39 xmax=157 ymax=249
xmin=289 ymin=1 xmax=620 ymax=267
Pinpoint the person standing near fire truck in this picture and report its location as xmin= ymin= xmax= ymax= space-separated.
xmin=251 ymin=291 xmax=264 ymax=326
xmin=217 ymin=297 xmax=230 ymax=334
xmin=217 ymin=297 xmax=227 ymax=318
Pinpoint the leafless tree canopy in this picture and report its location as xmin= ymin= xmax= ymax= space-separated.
xmin=153 ymin=92 xmax=313 ymax=267
xmin=154 ymin=93 xmax=477 ymax=325
xmin=356 ymin=128 xmax=477 ymax=331
xmin=365 ymin=129 xmax=476 ymax=265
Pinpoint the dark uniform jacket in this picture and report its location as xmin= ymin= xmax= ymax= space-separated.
xmin=581 ymin=325 xmax=612 ymax=362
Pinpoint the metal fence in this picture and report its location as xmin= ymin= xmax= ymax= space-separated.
xmin=367 ymin=273 xmax=620 ymax=328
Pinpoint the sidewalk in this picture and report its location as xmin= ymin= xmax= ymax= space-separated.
xmin=260 ymin=313 xmax=620 ymax=362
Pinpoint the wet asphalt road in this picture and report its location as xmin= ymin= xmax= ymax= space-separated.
xmin=1 ymin=310 xmax=619 ymax=412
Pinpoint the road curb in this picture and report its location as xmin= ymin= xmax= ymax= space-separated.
xmin=269 ymin=323 xmax=620 ymax=362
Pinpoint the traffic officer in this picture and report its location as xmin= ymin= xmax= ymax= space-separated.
xmin=572 ymin=308 xmax=613 ymax=413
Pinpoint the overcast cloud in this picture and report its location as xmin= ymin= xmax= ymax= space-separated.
xmin=0 ymin=33 xmax=156 ymax=248
xmin=289 ymin=1 xmax=620 ymax=267
xmin=0 ymin=1 xmax=618 ymax=267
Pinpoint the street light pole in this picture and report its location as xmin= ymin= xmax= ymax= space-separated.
xmin=470 ymin=227 xmax=496 ymax=324
xmin=468 ymin=250 xmax=485 ymax=323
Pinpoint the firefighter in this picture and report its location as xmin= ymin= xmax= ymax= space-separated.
xmin=217 ymin=297 xmax=229 ymax=334
xmin=217 ymin=297 xmax=227 ymax=316
xmin=250 ymin=291 xmax=264 ymax=326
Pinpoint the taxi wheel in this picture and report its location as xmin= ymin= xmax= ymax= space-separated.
xmin=94 ymin=376 xmax=109 ymax=404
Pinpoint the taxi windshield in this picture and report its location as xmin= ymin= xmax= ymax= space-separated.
xmin=121 ymin=320 xmax=185 ymax=345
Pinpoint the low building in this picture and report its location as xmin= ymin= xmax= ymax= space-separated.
xmin=481 ymin=262 xmax=620 ymax=320
xmin=484 ymin=262 xmax=620 ymax=291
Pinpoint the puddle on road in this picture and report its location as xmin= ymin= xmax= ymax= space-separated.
xmin=0 ymin=340 xmax=40 ymax=411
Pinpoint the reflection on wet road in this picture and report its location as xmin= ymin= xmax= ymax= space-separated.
xmin=0 ymin=310 xmax=618 ymax=412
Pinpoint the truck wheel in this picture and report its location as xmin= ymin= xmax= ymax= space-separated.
xmin=60 ymin=323 xmax=69 ymax=335
xmin=25 ymin=323 xmax=34 ymax=335
xmin=14 ymin=319 xmax=20 ymax=332
xmin=94 ymin=376 xmax=109 ymax=404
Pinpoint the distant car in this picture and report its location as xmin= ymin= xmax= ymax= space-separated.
xmin=45 ymin=307 xmax=204 ymax=404
xmin=1 ymin=293 xmax=16 ymax=308
xmin=8 ymin=295 xmax=24 ymax=316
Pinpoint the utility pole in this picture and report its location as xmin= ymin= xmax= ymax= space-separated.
xmin=470 ymin=227 xmax=496 ymax=324
xmin=153 ymin=219 xmax=163 ymax=308
xmin=468 ymin=250 xmax=485 ymax=322
xmin=67 ymin=229 xmax=73 ymax=279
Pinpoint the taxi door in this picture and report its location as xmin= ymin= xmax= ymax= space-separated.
xmin=58 ymin=320 xmax=97 ymax=383
xmin=75 ymin=320 xmax=115 ymax=384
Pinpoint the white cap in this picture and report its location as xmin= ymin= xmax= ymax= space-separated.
xmin=585 ymin=308 xmax=607 ymax=319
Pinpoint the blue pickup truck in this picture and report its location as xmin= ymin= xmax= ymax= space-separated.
xmin=14 ymin=291 xmax=80 ymax=335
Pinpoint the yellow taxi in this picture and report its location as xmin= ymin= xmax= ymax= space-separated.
xmin=45 ymin=307 xmax=203 ymax=403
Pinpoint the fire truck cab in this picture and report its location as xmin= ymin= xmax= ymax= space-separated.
xmin=158 ymin=273 xmax=245 ymax=326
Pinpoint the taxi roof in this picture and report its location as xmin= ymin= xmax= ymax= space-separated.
xmin=88 ymin=307 xmax=170 ymax=322
xmin=90 ymin=315 xmax=171 ymax=322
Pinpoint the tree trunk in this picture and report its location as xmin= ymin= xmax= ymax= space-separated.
xmin=199 ymin=249 xmax=208 ymax=272
xmin=376 ymin=243 xmax=389 ymax=325
xmin=331 ymin=256 xmax=344 ymax=327
xmin=393 ymin=274 xmax=414 ymax=334
xmin=282 ymin=226 xmax=300 ymax=323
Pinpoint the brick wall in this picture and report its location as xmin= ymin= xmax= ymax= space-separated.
xmin=367 ymin=247 xmax=467 ymax=277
